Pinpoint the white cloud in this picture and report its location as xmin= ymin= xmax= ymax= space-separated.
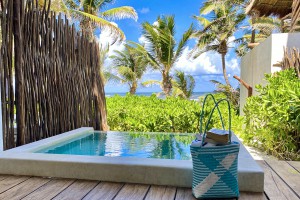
xmin=153 ymin=21 xmax=159 ymax=26
xmin=138 ymin=35 xmax=147 ymax=45
xmin=97 ymin=22 xmax=126 ymax=67
xmin=227 ymin=58 xmax=239 ymax=72
xmin=140 ymin=7 xmax=150 ymax=14
xmin=173 ymin=46 xmax=240 ymax=77
xmin=173 ymin=46 xmax=220 ymax=74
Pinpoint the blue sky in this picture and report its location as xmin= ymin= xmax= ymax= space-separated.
xmin=98 ymin=0 xmax=242 ymax=94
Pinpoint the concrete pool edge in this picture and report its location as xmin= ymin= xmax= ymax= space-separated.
xmin=0 ymin=128 xmax=264 ymax=192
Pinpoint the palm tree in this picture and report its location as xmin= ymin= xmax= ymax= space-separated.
xmin=109 ymin=43 xmax=148 ymax=94
xmin=192 ymin=0 xmax=245 ymax=87
xmin=210 ymin=80 xmax=240 ymax=114
xmin=62 ymin=0 xmax=137 ymax=41
xmin=140 ymin=15 xmax=194 ymax=96
xmin=236 ymin=16 xmax=283 ymax=57
xmin=172 ymin=70 xmax=195 ymax=99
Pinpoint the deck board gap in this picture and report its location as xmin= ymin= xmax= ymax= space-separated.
xmin=173 ymin=187 xmax=178 ymax=200
xmin=111 ymin=183 xmax=125 ymax=200
xmin=264 ymin=160 xmax=300 ymax=199
xmin=142 ymin=185 xmax=151 ymax=200
xmin=0 ymin=175 xmax=9 ymax=182
xmin=50 ymin=179 xmax=77 ymax=200
xmin=80 ymin=181 xmax=101 ymax=200
xmin=287 ymin=161 xmax=300 ymax=173
xmin=263 ymin=191 xmax=270 ymax=200
xmin=0 ymin=176 xmax=32 ymax=194
xmin=20 ymin=178 xmax=52 ymax=200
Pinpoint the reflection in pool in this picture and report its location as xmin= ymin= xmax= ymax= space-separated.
xmin=36 ymin=131 xmax=195 ymax=160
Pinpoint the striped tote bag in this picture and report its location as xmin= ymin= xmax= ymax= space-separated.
xmin=190 ymin=95 xmax=239 ymax=199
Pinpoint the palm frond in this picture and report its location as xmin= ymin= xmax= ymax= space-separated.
xmin=200 ymin=1 xmax=215 ymax=15
xmin=117 ymin=66 xmax=136 ymax=82
xmin=142 ymin=80 xmax=162 ymax=87
xmin=193 ymin=16 xmax=211 ymax=27
xmin=103 ymin=71 xmax=123 ymax=84
xmin=173 ymin=24 xmax=194 ymax=64
xmin=101 ymin=6 xmax=138 ymax=21
xmin=127 ymin=41 xmax=161 ymax=70
xmin=172 ymin=70 xmax=195 ymax=98
xmin=73 ymin=9 xmax=125 ymax=42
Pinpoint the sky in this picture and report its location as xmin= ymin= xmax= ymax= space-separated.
xmin=97 ymin=0 xmax=243 ymax=94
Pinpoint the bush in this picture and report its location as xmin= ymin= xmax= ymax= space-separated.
xmin=106 ymin=93 xmax=243 ymax=135
xmin=242 ymin=69 xmax=300 ymax=160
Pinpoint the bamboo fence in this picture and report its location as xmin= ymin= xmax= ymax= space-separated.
xmin=0 ymin=0 xmax=107 ymax=149
xmin=281 ymin=48 xmax=300 ymax=78
xmin=291 ymin=0 xmax=300 ymax=32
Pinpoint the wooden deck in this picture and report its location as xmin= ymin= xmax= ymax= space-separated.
xmin=0 ymin=159 xmax=299 ymax=200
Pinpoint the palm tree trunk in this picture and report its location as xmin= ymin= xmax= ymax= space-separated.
xmin=129 ymin=82 xmax=137 ymax=94
xmin=162 ymin=71 xmax=172 ymax=96
xmin=221 ymin=53 xmax=230 ymax=87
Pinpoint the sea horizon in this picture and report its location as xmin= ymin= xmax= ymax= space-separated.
xmin=105 ymin=91 xmax=214 ymax=100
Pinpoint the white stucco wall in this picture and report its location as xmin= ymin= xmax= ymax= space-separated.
xmin=240 ymin=33 xmax=300 ymax=115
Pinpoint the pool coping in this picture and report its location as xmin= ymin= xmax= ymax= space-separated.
xmin=0 ymin=127 xmax=264 ymax=192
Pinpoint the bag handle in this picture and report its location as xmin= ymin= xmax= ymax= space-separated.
xmin=201 ymin=98 xmax=232 ymax=146
xmin=199 ymin=94 xmax=225 ymax=134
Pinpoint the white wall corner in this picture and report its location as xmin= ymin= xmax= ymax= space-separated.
xmin=240 ymin=33 xmax=300 ymax=116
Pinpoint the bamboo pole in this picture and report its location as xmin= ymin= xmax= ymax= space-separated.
xmin=233 ymin=75 xmax=253 ymax=97
xmin=0 ymin=0 xmax=108 ymax=148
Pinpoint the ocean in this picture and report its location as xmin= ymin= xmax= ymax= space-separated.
xmin=105 ymin=91 xmax=213 ymax=100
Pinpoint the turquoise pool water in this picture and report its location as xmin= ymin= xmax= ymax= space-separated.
xmin=36 ymin=132 xmax=195 ymax=160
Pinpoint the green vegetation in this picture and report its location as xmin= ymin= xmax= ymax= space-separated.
xmin=241 ymin=69 xmax=300 ymax=160
xmin=106 ymin=94 xmax=243 ymax=135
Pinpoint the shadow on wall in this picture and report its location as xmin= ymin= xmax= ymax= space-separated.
xmin=239 ymin=32 xmax=300 ymax=115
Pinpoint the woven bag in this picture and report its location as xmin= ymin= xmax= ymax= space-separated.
xmin=190 ymin=94 xmax=240 ymax=199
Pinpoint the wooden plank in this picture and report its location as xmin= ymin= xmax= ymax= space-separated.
xmin=52 ymin=179 xmax=99 ymax=200
xmin=0 ymin=177 xmax=50 ymax=200
xmin=82 ymin=182 xmax=123 ymax=200
xmin=0 ymin=175 xmax=30 ymax=193
xmin=265 ymin=158 xmax=300 ymax=197
xmin=257 ymin=160 xmax=299 ymax=200
xmin=145 ymin=185 xmax=176 ymax=200
xmin=0 ymin=175 xmax=9 ymax=181
xmin=288 ymin=161 xmax=300 ymax=172
xmin=22 ymin=179 xmax=74 ymax=200
xmin=114 ymin=183 xmax=150 ymax=200
xmin=239 ymin=192 xmax=267 ymax=200
xmin=175 ymin=188 xmax=196 ymax=200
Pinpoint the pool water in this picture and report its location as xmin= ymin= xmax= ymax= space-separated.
xmin=36 ymin=131 xmax=195 ymax=160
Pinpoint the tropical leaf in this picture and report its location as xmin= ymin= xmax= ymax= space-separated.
xmin=172 ymin=70 xmax=195 ymax=99
xmin=173 ymin=24 xmax=194 ymax=65
xmin=101 ymin=6 xmax=138 ymax=21
xmin=109 ymin=42 xmax=148 ymax=93
xmin=140 ymin=15 xmax=193 ymax=95
xmin=142 ymin=80 xmax=162 ymax=87
xmin=73 ymin=9 xmax=125 ymax=42
xmin=193 ymin=16 xmax=211 ymax=27
xmin=192 ymin=0 xmax=246 ymax=86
